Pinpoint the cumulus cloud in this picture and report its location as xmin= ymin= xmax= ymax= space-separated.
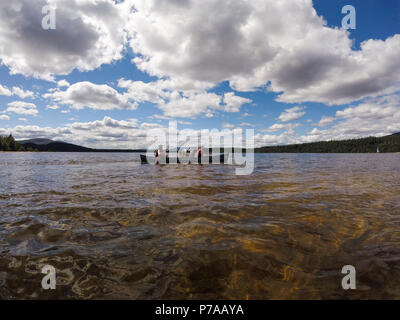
xmin=0 ymin=115 xmax=10 ymax=120
xmin=317 ymin=116 xmax=336 ymax=127
xmin=278 ymin=106 xmax=306 ymax=122
xmin=0 ymin=116 xmax=253 ymax=149
xmin=158 ymin=91 xmax=221 ymax=118
xmin=0 ymin=85 xmax=12 ymax=96
xmin=0 ymin=85 xmax=34 ymax=98
xmin=255 ymin=130 xmax=305 ymax=147
xmin=127 ymin=0 xmax=274 ymax=83
xmin=118 ymin=79 xmax=251 ymax=118
xmin=0 ymin=0 xmax=127 ymax=80
xmin=223 ymin=92 xmax=252 ymax=112
xmin=239 ymin=122 xmax=255 ymax=127
xmin=257 ymin=93 xmax=400 ymax=146
xmin=3 ymin=94 xmax=400 ymax=149
xmin=5 ymin=101 xmax=38 ymax=116
xmin=328 ymin=94 xmax=400 ymax=138
xmin=57 ymin=80 xmax=70 ymax=88
xmin=11 ymin=87 xmax=34 ymax=99
xmin=262 ymin=122 xmax=300 ymax=133
xmin=118 ymin=79 xmax=170 ymax=104
xmin=45 ymin=81 xmax=138 ymax=110
xmin=126 ymin=0 xmax=400 ymax=106
xmin=222 ymin=123 xmax=235 ymax=129
xmin=0 ymin=116 xmax=156 ymax=149
xmin=46 ymin=105 xmax=60 ymax=110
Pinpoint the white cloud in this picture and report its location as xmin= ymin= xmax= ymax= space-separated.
xmin=46 ymin=81 xmax=138 ymax=111
xmin=317 ymin=116 xmax=336 ymax=127
xmin=239 ymin=122 xmax=255 ymax=127
xmin=158 ymin=92 xmax=221 ymax=118
xmin=118 ymin=79 xmax=169 ymax=104
xmin=0 ymin=0 xmax=127 ymax=80
xmin=0 ymin=116 xmax=254 ymax=149
xmin=0 ymin=116 xmax=155 ymax=149
xmin=140 ymin=122 xmax=163 ymax=129
xmin=5 ymin=101 xmax=38 ymax=116
xmin=178 ymin=120 xmax=192 ymax=125
xmin=46 ymin=105 xmax=60 ymax=110
xmin=263 ymin=122 xmax=300 ymax=133
xmin=222 ymin=123 xmax=235 ymax=129
xmin=12 ymin=87 xmax=34 ymax=99
xmin=0 ymin=115 xmax=10 ymax=120
xmin=57 ymin=80 xmax=70 ymax=88
xmin=205 ymin=110 xmax=214 ymax=118
xmin=328 ymin=94 xmax=400 ymax=138
xmin=255 ymin=131 xmax=301 ymax=147
xmin=266 ymin=94 xmax=400 ymax=145
xmin=3 ymin=95 xmax=398 ymax=149
xmin=254 ymin=93 xmax=400 ymax=146
xmin=223 ymin=92 xmax=251 ymax=112
xmin=263 ymin=123 xmax=287 ymax=132
xmin=118 ymin=79 xmax=251 ymax=118
xmin=126 ymin=0 xmax=400 ymax=106
xmin=278 ymin=106 xmax=306 ymax=122
xmin=0 ymin=85 xmax=12 ymax=96
xmin=0 ymin=85 xmax=34 ymax=98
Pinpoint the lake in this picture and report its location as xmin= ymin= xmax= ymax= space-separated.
xmin=1 ymin=152 xmax=400 ymax=299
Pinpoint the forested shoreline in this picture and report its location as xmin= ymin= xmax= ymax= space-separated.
xmin=255 ymin=133 xmax=400 ymax=153
xmin=0 ymin=135 xmax=33 ymax=151
xmin=2 ymin=133 xmax=400 ymax=153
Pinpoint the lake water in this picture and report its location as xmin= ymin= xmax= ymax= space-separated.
xmin=1 ymin=152 xmax=400 ymax=299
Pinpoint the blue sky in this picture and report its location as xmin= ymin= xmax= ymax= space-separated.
xmin=0 ymin=0 xmax=399 ymax=148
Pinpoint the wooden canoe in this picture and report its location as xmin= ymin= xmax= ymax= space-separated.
xmin=140 ymin=153 xmax=228 ymax=165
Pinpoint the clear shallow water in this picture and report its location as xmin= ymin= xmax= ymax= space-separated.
xmin=0 ymin=152 xmax=400 ymax=299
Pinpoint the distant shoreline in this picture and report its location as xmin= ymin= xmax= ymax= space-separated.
xmin=1 ymin=132 xmax=400 ymax=153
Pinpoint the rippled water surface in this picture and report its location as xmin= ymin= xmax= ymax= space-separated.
xmin=1 ymin=152 xmax=400 ymax=299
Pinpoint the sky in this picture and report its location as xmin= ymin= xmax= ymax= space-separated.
xmin=0 ymin=0 xmax=399 ymax=149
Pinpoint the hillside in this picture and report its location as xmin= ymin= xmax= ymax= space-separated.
xmin=19 ymin=140 xmax=94 ymax=152
xmin=0 ymin=137 xmax=144 ymax=152
xmin=255 ymin=133 xmax=400 ymax=153
xmin=18 ymin=138 xmax=58 ymax=145
xmin=18 ymin=139 xmax=145 ymax=152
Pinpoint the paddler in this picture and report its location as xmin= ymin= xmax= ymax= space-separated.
xmin=197 ymin=146 xmax=203 ymax=160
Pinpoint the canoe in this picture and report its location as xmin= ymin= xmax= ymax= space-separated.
xmin=140 ymin=153 xmax=229 ymax=165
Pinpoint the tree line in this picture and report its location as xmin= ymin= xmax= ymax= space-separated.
xmin=2 ymin=133 xmax=400 ymax=153
xmin=255 ymin=134 xmax=400 ymax=153
xmin=0 ymin=134 xmax=37 ymax=152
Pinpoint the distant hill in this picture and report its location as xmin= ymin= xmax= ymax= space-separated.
xmin=19 ymin=140 xmax=94 ymax=152
xmin=255 ymin=132 xmax=400 ymax=153
xmin=17 ymin=139 xmax=144 ymax=153
xmin=18 ymin=138 xmax=59 ymax=145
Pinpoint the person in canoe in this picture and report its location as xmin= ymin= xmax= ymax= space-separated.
xmin=197 ymin=146 xmax=203 ymax=161
xmin=154 ymin=145 xmax=164 ymax=163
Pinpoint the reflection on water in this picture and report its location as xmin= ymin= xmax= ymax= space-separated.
xmin=1 ymin=152 xmax=400 ymax=299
